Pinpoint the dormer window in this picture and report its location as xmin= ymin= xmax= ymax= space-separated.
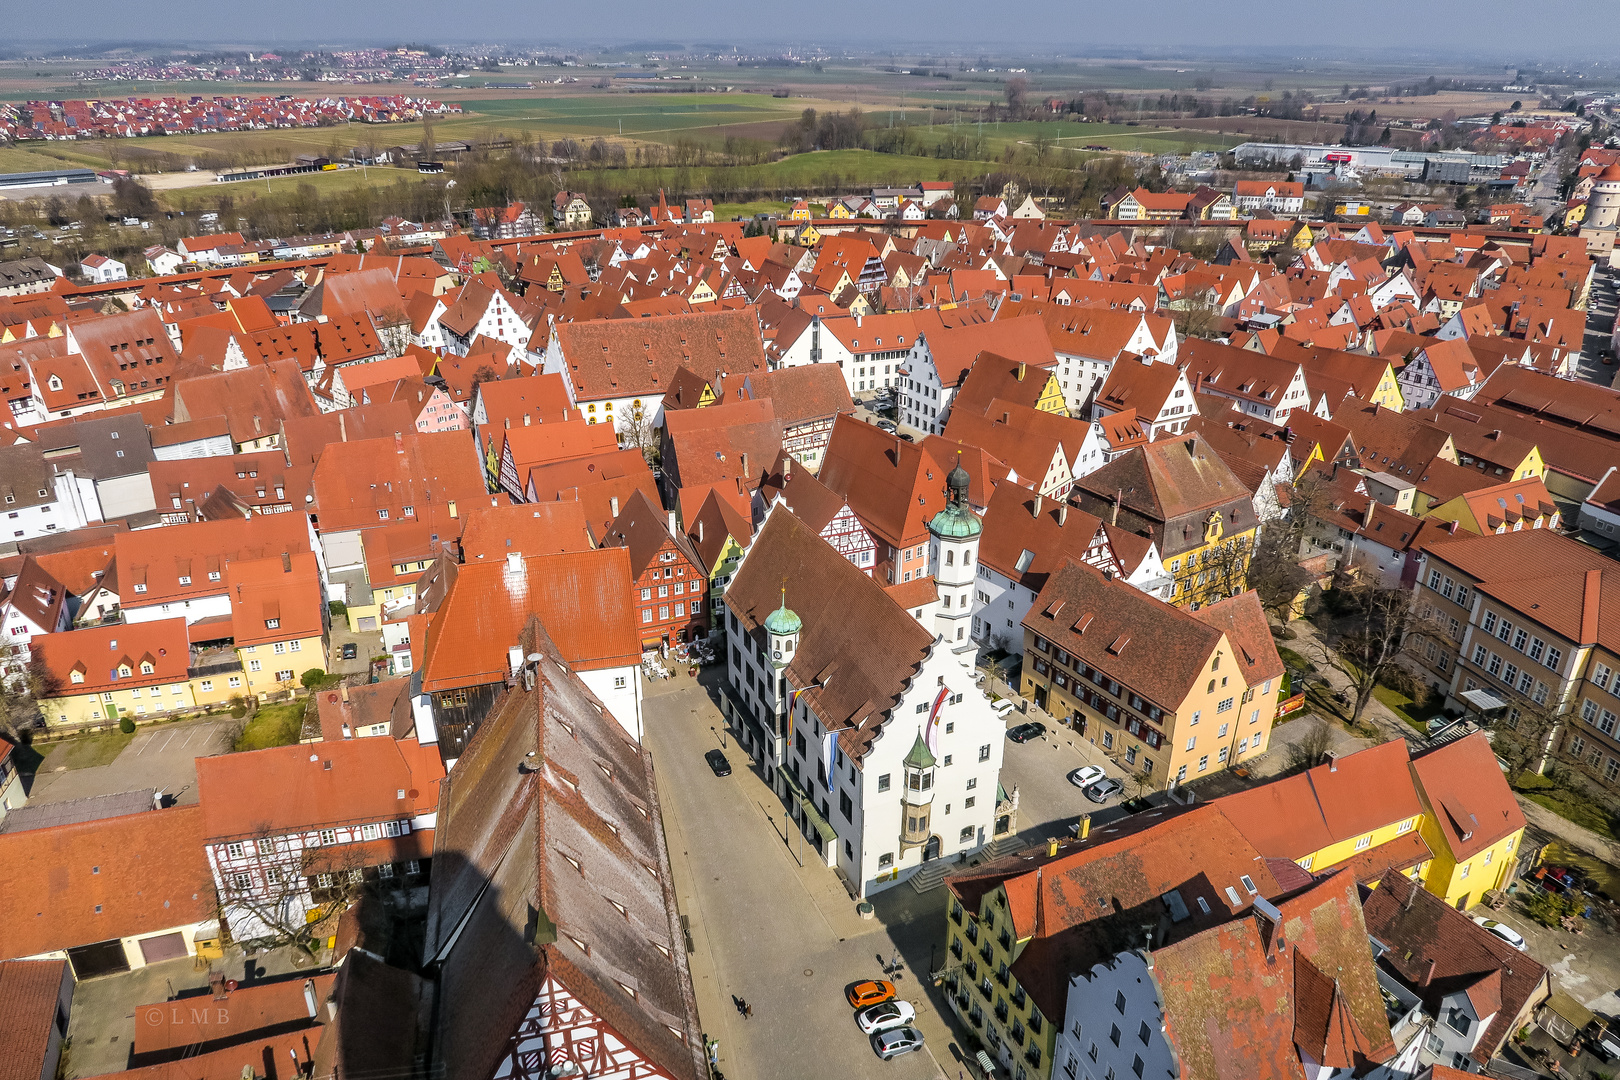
xmin=266 ymin=619 xmax=279 ymax=629
xmin=70 ymin=670 xmax=84 ymax=683
xmin=47 ymin=375 xmax=62 ymax=392
xmin=178 ymin=576 xmax=191 ymax=585
xmin=140 ymin=661 xmax=154 ymax=674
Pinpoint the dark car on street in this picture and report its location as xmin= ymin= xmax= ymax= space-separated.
xmin=704 ymin=749 xmax=732 ymax=777
xmin=341 ymin=642 xmax=358 ymax=660
xmin=1006 ymin=721 xmax=1047 ymax=743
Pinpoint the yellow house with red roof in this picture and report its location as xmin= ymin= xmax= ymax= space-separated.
xmin=1424 ymin=476 xmax=1560 ymax=536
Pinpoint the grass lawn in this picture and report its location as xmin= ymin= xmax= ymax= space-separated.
xmin=234 ymin=702 xmax=308 ymax=752
xmin=714 ymin=199 xmax=796 ymax=220
xmin=36 ymin=728 xmax=136 ymax=771
xmin=1373 ymin=684 xmax=1428 ymax=733
xmin=1277 ymin=647 xmax=1316 ymax=674
xmin=1513 ymin=773 xmax=1618 ymax=841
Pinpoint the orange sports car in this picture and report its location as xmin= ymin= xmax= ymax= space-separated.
xmin=846 ymin=980 xmax=897 ymax=1009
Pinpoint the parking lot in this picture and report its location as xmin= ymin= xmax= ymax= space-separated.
xmin=26 ymin=718 xmax=231 ymax=808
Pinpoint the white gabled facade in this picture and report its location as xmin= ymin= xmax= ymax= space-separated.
xmin=723 ymin=506 xmax=1007 ymax=899
xmin=1050 ymin=315 xmax=1179 ymax=418
xmin=1053 ymin=951 xmax=1178 ymax=1080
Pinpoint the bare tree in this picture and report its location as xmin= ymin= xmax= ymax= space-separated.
xmin=1171 ymin=290 xmax=1223 ymax=341
xmin=1307 ymin=581 xmax=1428 ymax=726
xmin=619 ymin=399 xmax=657 ymax=465
xmin=1289 ymin=717 xmax=1339 ymax=771
xmin=211 ymin=830 xmax=374 ymax=958
xmin=370 ymin=304 xmax=415 ymax=358
xmin=1246 ymin=525 xmax=1313 ymax=623
xmin=1492 ymin=698 xmax=1562 ymax=785
xmin=419 ymin=115 xmax=438 ymax=163
xmin=1198 ymin=535 xmax=1253 ymax=601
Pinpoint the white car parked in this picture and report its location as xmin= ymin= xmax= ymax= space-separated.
xmin=856 ymin=999 xmax=916 ymax=1034
xmin=1472 ymin=916 xmax=1528 ymax=951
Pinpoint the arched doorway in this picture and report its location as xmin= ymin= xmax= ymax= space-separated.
xmin=923 ymin=835 xmax=942 ymax=861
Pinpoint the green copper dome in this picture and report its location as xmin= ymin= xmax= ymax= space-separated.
xmin=929 ymin=454 xmax=983 ymax=539
xmin=903 ymin=731 xmax=937 ymax=770
xmin=764 ymin=601 xmax=802 ymax=635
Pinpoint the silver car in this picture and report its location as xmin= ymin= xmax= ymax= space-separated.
xmin=872 ymin=1026 xmax=924 ymax=1060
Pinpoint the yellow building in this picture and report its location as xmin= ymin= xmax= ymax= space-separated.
xmin=1216 ymin=740 xmax=1432 ymax=881
xmin=32 ymin=617 xmax=228 ymax=728
xmin=1071 ymin=432 xmax=1259 ymax=610
xmin=1425 ymin=475 xmax=1561 ymax=536
xmin=229 ymin=552 xmax=329 ymax=697
xmin=1022 ymin=565 xmax=1282 ymax=787
xmin=826 ymin=202 xmax=853 ymax=220
xmin=1410 ymin=732 xmax=1526 ymax=909
xmin=1215 ymin=731 xmax=1525 ymax=911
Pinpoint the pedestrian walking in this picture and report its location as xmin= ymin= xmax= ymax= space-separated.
xmin=730 ymin=994 xmax=743 ymax=1014
xmin=744 ymin=1003 xmax=753 ymax=1020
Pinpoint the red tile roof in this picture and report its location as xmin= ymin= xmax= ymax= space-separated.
xmin=312 ymin=430 xmax=488 ymax=535
xmin=419 ymin=548 xmax=640 ymax=689
xmin=1361 ymin=869 xmax=1548 ymax=1066
xmin=1217 ymin=740 xmax=1422 ymax=863
xmin=457 ymin=502 xmax=593 ymax=563
xmin=196 ymin=736 xmax=443 ymax=841
xmin=1410 ymin=732 xmax=1526 ymax=861
xmin=0 ymin=806 xmax=212 ymax=960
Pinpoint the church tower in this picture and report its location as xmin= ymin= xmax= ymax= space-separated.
xmin=927 ymin=457 xmax=983 ymax=667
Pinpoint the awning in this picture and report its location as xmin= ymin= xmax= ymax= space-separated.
xmin=780 ymin=770 xmax=837 ymax=845
xmin=976 ymin=1050 xmax=998 ymax=1076
xmin=1461 ymin=688 xmax=1509 ymax=714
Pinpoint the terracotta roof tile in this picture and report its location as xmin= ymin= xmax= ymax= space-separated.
xmin=0 ymin=805 xmax=212 ymax=959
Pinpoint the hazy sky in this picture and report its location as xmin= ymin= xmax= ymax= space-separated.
xmin=6 ymin=0 xmax=1602 ymax=57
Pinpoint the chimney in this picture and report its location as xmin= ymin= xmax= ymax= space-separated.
xmin=340 ymin=685 xmax=349 ymax=703
xmin=741 ymin=452 xmax=749 ymax=479
xmin=1078 ymin=814 xmax=1090 ymax=840
xmin=339 ymin=414 xmax=347 ymax=442
xmin=341 ymin=723 xmax=351 ymax=739
xmin=505 ymin=551 xmax=522 ymax=573
xmin=523 ymin=413 xmax=531 ymax=426
xmin=1363 ymin=501 xmax=1376 ymax=528
xmin=448 ymin=500 xmax=457 ymax=519
xmin=281 ymin=551 xmax=292 ymax=573
xmin=1032 ymin=494 xmax=1042 ymax=519
xmin=1046 ymin=838 xmax=1060 ymax=857
xmin=303 ymin=979 xmax=319 ymax=1019
xmin=1327 ymin=752 xmax=1338 ymax=772
xmin=1058 ymin=504 xmax=1067 ymax=526
xmin=507 ymin=645 xmax=523 ymax=675
xmin=698 ymin=519 xmax=705 ymax=544
xmin=610 ymin=495 xmax=620 ymax=518
xmin=1112 ymin=489 xmax=1122 ymax=526
xmin=1017 ymin=361 xmax=1027 ymax=382
xmin=1422 ymin=958 xmax=1437 ymax=987
xmin=668 ymin=510 xmax=677 ymax=535
xmin=504 ymin=417 xmax=510 ymax=429
xmin=394 ymin=432 xmax=404 ymax=455
xmin=784 ymin=456 xmax=793 ymax=483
